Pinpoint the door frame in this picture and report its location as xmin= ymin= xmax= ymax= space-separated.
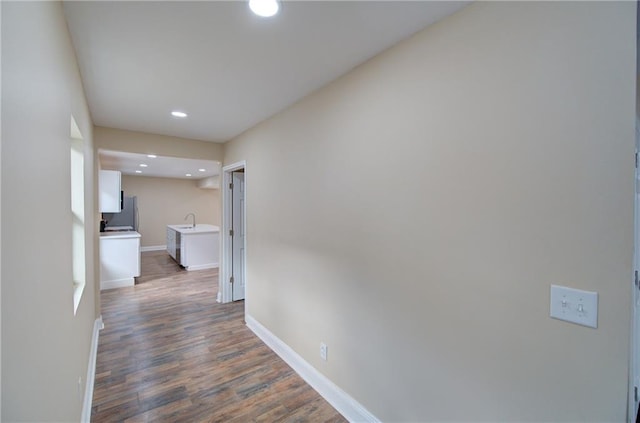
xmin=632 ymin=9 xmax=640 ymax=420
xmin=219 ymin=160 xmax=247 ymax=304
xmin=631 ymin=117 xmax=640 ymax=422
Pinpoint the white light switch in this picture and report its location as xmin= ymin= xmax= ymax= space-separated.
xmin=550 ymin=285 xmax=598 ymax=328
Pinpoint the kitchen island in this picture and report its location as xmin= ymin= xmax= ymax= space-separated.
xmin=100 ymin=230 xmax=141 ymax=290
xmin=167 ymin=224 xmax=219 ymax=270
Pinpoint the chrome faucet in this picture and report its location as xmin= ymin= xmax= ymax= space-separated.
xmin=184 ymin=213 xmax=196 ymax=228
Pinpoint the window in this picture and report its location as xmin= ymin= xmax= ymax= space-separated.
xmin=71 ymin=116 xmax=85 ymax=314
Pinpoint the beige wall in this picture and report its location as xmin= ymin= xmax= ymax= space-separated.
xmin=95 ymin=126 xmax=223 ymax=162
xmin=2 ymin=2 xmax=97 ymax=421
xmin=121 ymin=175 xmax=220 ymax=247
xmin=224 ymin=2 xmax=636 ymax=421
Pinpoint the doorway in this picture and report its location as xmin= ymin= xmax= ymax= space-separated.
xmin=220 ymin=161 xmax=247 ymax=305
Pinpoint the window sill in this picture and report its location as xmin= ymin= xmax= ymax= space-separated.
xmin=73 ymin=281 xmax=85 ymax=315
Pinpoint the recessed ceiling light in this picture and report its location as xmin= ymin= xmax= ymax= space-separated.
xmin=135 ymin=170 xmax=142 ymax=174
xmin=198 ymin=168 xmax=206 ymax=172
xmin=249 ymin=0 xmax=279 ymax=17
xmin=171 ymin=111 xmax=187 ymax=118
xmin=139 ymin=163 xmax=148 ymax=167
xmin=147 ymin=154 xmax=157 ymax=158
xmin=185 ymin=173 xmax=192 ymax=177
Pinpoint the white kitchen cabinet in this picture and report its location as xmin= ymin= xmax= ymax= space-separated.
xmin=166 ymin=224 xmax=219 ymax=270
xmin=100 ymin=231 xmax=141 ymax=290
xmin=99 ymin=170 xmax=121 ymax=213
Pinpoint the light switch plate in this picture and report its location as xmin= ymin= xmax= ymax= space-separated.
xmin=550 ymin=285 xmax=598 ymax=328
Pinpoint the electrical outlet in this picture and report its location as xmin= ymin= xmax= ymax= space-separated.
xmin=320 ymin=342 xmax=328 ymax=361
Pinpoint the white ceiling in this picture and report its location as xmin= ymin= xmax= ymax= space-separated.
xmin=99 ymin=150 xmax=220 ymax=180
xmin=63 ymin=1 xmax=470 ymax=144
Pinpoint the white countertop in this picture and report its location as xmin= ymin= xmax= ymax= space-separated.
xmin=167 ymin=224 xmax=219 ymax=234
xmin=105 ymin=226 xmax=133 ymax=232
xmin=100 ymin=230 xmax=141 ymax=239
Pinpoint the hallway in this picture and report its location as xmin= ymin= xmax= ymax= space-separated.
xmin=91 ymin=251 xmax=345 ymax=422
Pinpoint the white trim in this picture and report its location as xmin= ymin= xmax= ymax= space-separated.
xmin=246 ymin=315 xmax=380 ymax=423
xmin=100 ymin=278 xmax=134 ymax=290
xmin=81 ymin=316 xmax=104 ymax=423
xmin=220 ymin=160 xmax=246 ymax=304
xmin=140 ymin=245 xmax=166 ymax=252
xmin=185 ymin=262 xmax=219 ymax=271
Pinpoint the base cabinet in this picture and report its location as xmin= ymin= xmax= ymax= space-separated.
xmin=181 ymin=232 xmax=219 ymax=270
xmin=166 ymin=225 xmax=219 ymax=270
xmin=100 ymin=233 xmax=141 ymax=290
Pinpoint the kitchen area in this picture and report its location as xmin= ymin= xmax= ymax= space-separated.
xmin=99 ymin=169 xmax=142 ymax=290
xmin=98 ymin=149 xmax=221 ymax=290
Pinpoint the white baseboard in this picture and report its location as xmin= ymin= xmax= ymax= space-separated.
xmin=185 ymin=262 xmax=219 ymax=271
xmin=245 ymin=315 xmax=380 ymax=423
xmin=81 ymin=316 xmax=103 ymax=423
xmin=141 ymin=245 xmax=166 ymax=252
xmin=100 ymin=278 xmax=134 ymax=290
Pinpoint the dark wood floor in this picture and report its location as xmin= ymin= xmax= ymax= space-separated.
xmin=92 ymin=250 xmax=346 ymax=422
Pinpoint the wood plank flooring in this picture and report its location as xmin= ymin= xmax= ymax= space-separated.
xmin=92 ymin=250 xmax=346 ymax=423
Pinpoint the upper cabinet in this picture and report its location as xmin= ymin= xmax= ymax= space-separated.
xmin=99 ymin=170 xmax=121 ymax=213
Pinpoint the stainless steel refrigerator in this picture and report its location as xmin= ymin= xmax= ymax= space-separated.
xmin=103 ymin=196 xmax=139 ymax=231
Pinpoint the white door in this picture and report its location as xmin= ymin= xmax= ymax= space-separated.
xmin=632 ymin=115 xmax=640 ymax=422
xmin=632 ymin=116 xmax=640 ymax=422
xmin=232 ymin=171 xmax=245 ymax=301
